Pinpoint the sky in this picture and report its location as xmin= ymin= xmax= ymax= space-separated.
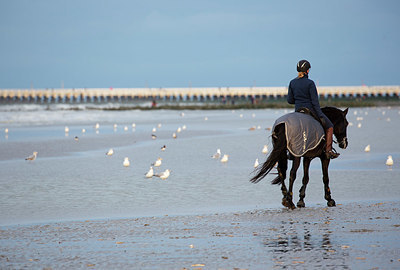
xmin=0 ymin=0 xmax=399 ymax=89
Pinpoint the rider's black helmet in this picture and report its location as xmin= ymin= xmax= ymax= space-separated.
xmin=297 ymin=60 xmax=311 ymax=72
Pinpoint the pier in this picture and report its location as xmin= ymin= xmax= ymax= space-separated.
xmin=0 ymin=85 xmax=399 ymax=104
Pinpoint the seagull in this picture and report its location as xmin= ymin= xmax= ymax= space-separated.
xmin=357 ymin=123 xmax=362 ymax=128
xmin=123 ymin=157 xmax=130 ymax=167
xmin=172 ymin=132 xmax=177 ymax=139
xmin=25 ymin=151 xmax=38 ymax=161
xmin=64 ymin=126 xmax=69 ymax=133
xmin=156 ymin=169 xmax=171 ymax=180
xmin=364 ymin=145 xmax=370 ymax=152
xmin=177 ymin=127 xmax=182 ymax=133
xmin=106 ymin=148 xmax=114 ymax=156
xmin=74 ymin=136 xmax=79 ymax=141
xmin=153 ymin=157 xmax=162 ymax=167
xmin=157 ymin=123 xmax=162 ymax=128
xmin=152 ymin=127 xmax=157 ymax=133
xmin=221 ymin=154 xmax=229 ymax=163
xmin=386 ymin=155 xmax=394 ymax=166
xmin=145 ymin=167 xmax=154 ymax=178
xmin=95 ymin=123 xmax=100 ymax=129
xmin=132 ymin=123 xmax=136 ymax=128
xmin=182 ymin=125 xmax=187 ymax=130
xmin=151 ymin=134 xmax=157 ymax=140
xmin=161 ymin=145 xmax=166 ymax=151
xmin=212 ymin=149 xmax=221 ymax=159
xmin=254 ymin=158 xmax=259 ymax=168
xmin=82 ymin=128 xmax=86 ymax=133
xmin=262 ymin=145 xmax=268 ymax=154
xmin=5 ymin=128 xmax=8 ymax=134
xmin=124 ymin=126 xmax=128 ymax=131
xmin=113 ymin=124 xmax=118 ymax=130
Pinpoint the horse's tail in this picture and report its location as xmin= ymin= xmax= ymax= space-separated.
xmin=250 ymin=124 xmax=287 ymax=184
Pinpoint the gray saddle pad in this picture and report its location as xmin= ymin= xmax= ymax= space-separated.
xmin=273 ymin=112 xmax=325 ymax=157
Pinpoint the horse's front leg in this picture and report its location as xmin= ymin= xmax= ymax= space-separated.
xmin=297 ymin=157 xmax=311 ymax=208
xmin=321 ymin=157 xmax=336 ymax=207
xmin=283 ymin=157 xmax=300 ymax=209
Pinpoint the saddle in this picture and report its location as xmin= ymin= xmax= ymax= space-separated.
xmin=296 ymin=107 xmax=326 ymax=129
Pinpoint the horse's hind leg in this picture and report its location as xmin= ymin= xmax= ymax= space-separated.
xmin=321 ymin=158 xmax=336 ymax=207
xmin=297 ymin=157 xmax=311 ymax=208
xmin=276 ymin=153 xmax=291 ymax=208
xmin=284 ymin=157 xmax=300 ymax=209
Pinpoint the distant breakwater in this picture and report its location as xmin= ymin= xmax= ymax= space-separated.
xmin=1 ymin=86 xmax=399 ymax=108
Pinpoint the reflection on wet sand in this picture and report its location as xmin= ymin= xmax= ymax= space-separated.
xmin=263 ymin=221 xmax=350 ymax=268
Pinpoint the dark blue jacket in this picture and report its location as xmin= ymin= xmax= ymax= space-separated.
xmin=287 ymin=74 xmax=324 ymax=118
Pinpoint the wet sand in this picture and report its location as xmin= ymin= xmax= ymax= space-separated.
xmin=1 ymin=201 xmax=400 ymax=269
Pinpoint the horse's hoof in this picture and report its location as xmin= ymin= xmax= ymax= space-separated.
xmin=297 ymin=200 xmax=305 ymax=208
xmin=282 ymin=198 xmax=296 ymax=209
xmin=327 ymin=200 xmax=336 ymax=207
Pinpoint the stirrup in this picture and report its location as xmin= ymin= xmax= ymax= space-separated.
xmin=326 ymin=148 xmax=340 ymax=159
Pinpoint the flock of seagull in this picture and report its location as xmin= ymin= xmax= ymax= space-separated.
xmin=4 ymin=108 xmax=398 ymax=171
xmin=20 ymin=121 xmax=178 ymax=180
xmin=104 ymin=122 xmax=179 ymax=180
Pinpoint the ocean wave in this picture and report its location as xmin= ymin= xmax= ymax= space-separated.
xmin=0 ymin=102 xmax=155 ymax=112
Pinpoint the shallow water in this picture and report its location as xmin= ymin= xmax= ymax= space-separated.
xmin=0 ymin=106 xmax=399 ymax=226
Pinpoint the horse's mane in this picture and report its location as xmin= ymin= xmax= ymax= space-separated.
xmin=321 ymin=107 xmax=347 ymax=122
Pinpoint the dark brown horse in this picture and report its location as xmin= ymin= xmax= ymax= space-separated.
xmin=250 ymin=107 xmax=349 ymax=209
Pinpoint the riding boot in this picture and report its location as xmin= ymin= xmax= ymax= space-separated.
xmin=325 ymin=127 xmax=340 ymax=159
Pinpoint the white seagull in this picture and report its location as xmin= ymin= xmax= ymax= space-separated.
xmin=123 ymin=157 xmax=130 ymax=167
xmin=161 ymin=145 xmax=166 ymax=151
xmin=106 ymin=148 xmax=114 ymax=156
xmin=386 ymin=155 xmax=394 ymax=166
xmin=364 ymin=145 xmax=370 ymax=152
xmin=145 ymin=167 xmax=154 ymax=178
xmin=25 ymin=151 xmax=38 ymax=161
xmin=156 ymin=169 xmax=171 ymax=180
xmin=172 ymin=132 xmax=177 ymax=139
xmin=153 ymin=157 xmax=162 ymax=167
xmin=262 ymin=145 xmax=268 ymax=154
xmin=254 ymin=158 xmax=259 ymax=168
xmin=64 ymin=126 xmax=69 ymax=133
xmin=212 ymin=149 xmax=221 ymax=159
xmin=221 ymin=154 xmax=229 ymax=163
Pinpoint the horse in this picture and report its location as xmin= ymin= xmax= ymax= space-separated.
xmin=250 ymin=107 xmax=349 ymax=209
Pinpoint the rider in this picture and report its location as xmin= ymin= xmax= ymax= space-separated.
xmin=287 ymin=59 xmax=340 ymax=159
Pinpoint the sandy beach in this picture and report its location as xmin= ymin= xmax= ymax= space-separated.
xmin=1 ymin=107 xmax=399 ymax=269
xmin=1 ymin=200 xmax=400 ymax=269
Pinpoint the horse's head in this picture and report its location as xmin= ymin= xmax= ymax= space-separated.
xmin=322 ymin=107 xmax=349 ymax=149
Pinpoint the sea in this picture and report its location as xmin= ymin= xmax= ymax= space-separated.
xmin=0 ymin=104 xmax=399 ymax=226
